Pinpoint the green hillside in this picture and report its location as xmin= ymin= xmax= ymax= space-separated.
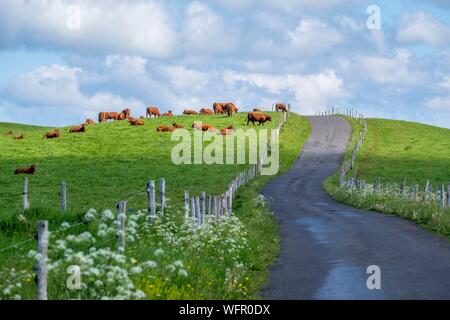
xmin=324 ymin=117 xmax=450 ymax=239
xmin=1 ymin=113 xmax=281 ymax=222
xmin=0 ymin=113 xmax=311 ymax=299
xmin=354 ymin=119 xmax=450 ymax=184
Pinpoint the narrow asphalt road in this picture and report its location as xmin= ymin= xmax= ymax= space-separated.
xmin=262 ymin=116 xmax=450 ymax=300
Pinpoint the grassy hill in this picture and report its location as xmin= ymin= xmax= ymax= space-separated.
xmin=325 ymin=117 xmax=450 ymax=239
xmin=354 ymin=119 xmax=450 ymax=184
xmin=0 ymin=112 xmax=310 ymax=299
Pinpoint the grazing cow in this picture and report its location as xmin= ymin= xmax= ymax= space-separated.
xmin=4 ymin=131 xmax=13 ymax=135
xmin=192 ymin=122 xmax=201 ymax=130
xmin=84 ymin=119 xmax=95 ymax=125
xmin=15 ymin=164 xmax=36 ymax=175
xmin=202 ymin=124 xmax=216 ymax=132
xmin=117 ymin=109 xmax=131 ymax=121
xmin=14 ymin=134 xmax=25 ymax=140
xmin=69 ymin=124 xmax=86 ymax=133
xmin=128 ymin=118 xmax=145 ymax=126
xmin=200 ymin=108 xmax=214 ymax=115
xmin=146 ymin=107 xmax=161 ymax=118
xmin=192 ymin=122 xmax=216 ymax=132
xmin=220 ymin=125 xmax=234 ymax=136
xmin=213 ymin=103 xmax=228 ymax=114
xmin=98 ymin=112 xmax=120 ymax=123
xmin=162 ymin=111 xmax=173 ymax=117
xmin=247 ymin=112 xmax=272 ymax=126
xmin=156 ymin=125 xmax=176 ymax=132
xmin=122 ymin=108 xmax=131 ymax=118
xmin=275 ymin=103 xmax=288 ymax=112
xmin=44 ymin=129 xmax=60 ymax=139
xmin=223 ymin=103 xmax=239 ymax=117
xmin=172 ymin=122 xmax=184 ymax=129
xmin=253 ymin=108 xmax=262 ymax=112
xmin=183 ymin=109 xmax=198 ymax=115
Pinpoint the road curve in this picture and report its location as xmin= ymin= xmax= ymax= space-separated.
xmin=262 ymin=116 xmax=450 ymax=300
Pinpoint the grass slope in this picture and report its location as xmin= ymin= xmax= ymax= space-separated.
xmin=324 ymin=117 xmax=450 ymax=239
xmin=353 ymin=119 xmax=450 ymax=184
xmin=0 ymin=113 xmax=310 ymax=299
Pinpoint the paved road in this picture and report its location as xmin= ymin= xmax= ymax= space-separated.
xmin=262 ymin=116 xmax=450 ymax=300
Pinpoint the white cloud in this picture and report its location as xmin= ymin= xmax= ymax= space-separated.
xmin=2 ymin=64 xmax=145 ymax=124
xmin=181 ymin=2 xmax=238 ymax=55
xmin=289 ymin=19 xmax=343 ymax=56
xmin=0 ymin=0 xmax=177 ymax=58
xmin=225 ymin=70 xmax=349 ymax=114
xmin=397 ymin=11 xmax=450 ymax=46
xmin=212 ymin=0 xmax=358 ymax=11
xmin=354 ymin=49 xmax=427 ymax=86
xmin=425 ymin=96 xmax=450 ymax=110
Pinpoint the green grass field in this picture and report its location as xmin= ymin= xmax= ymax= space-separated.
xmin=0 ymin=112 xmax=310 ymax=299
xmin=324 ymin=117 xmax=450 ymax=239
xmin=353 ymin=119 xmax=450 ymax=185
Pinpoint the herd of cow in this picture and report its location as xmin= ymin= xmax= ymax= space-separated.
xmin=7 ymin=103 xmax=288 ymax=175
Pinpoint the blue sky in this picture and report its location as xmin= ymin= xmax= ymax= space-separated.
xmin=0 ymin=0 xmax=450 ymax=128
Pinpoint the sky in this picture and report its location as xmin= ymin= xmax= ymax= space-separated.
xmin=0 ymin=0 xmax=450 ymax=128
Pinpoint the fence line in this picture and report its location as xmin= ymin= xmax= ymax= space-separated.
xmin=325 ymin=108 xmax=450 ymax=211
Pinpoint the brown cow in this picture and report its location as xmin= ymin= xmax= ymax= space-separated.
xmin=183 ymin=109 xmax=198 ymax=115
xmin=162 ymin=111 xmax=173 ymax=117
xmin=200 ymin=108 xmax=214 ymax=115
xmin=69 ymin=124 xmax=86 ymax=133
xmin=275 ymin=103 xmax=288 ymax=112
xmin=146 ymin=107 xmax=161 ymax=118
xmin=220 ymin=125 xmax=234 ymax=136
xmin=44 ymin=129 xmax=60 ymax=139
xmin=98 ymin=112 xmax=120 ymax=123
xmin=172 ymin=122 xmax=184 ymax=129
xmin=128 ymin=118 xmax=145 ymax=126
xmin=213 ymin=103 xmax=227 ymax=114
xmin=192 ymin=122 xmax=216 ymax=131
xmin=84 ymin=119 xmax=95 ymax=125
xmin=156 ymin=125 xmax=176 ymax=132
xmin=15 ymin=164 xmax=36 ymax=175
xmin=223 ymin=103 xmax=239 ymax=117
xmin=14 ymin=134 xmax=25 ymax=140
xmin=247 ymin=112 xmax=272 ymax=126
xmin=117 ymin=109 xmax=131 ymax=121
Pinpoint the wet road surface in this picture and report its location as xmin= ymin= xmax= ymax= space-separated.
xmin=262 ymin=116 xmax=450 ymax=299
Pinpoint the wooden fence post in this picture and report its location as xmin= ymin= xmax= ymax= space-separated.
xmin=147 ymin=181 xmax=156 ymax=222
xmin=200 ymin=192 xmax=206 ymax=225
xmin=227 ymin=188 xmax=233 ymax=214
xmin=118 ymin=201 xmax=127 ymax=253
xmin=159 ymin=178 xmax=165 ymax=216
xmin=401 ymin=178 xmax=406 ymax=199
xmin=207 ymin=195 xmax=212 ymax=216
xmin=447 ymin=183 xmax=450 ymax=208
xmin=184 ymin=191 xmax=189 ymax=224
xmin=37 ymin=220 xmax=48 ymax=300
xmin=23 ymin=177 xmax=29 ymax=210
xmin=61 ymin=182 xmax=67 ymax=213
xmin=190 ymin=197 xmax=196 ymax=222
xmin=195 ymin=197 xmax=201 ymax=225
